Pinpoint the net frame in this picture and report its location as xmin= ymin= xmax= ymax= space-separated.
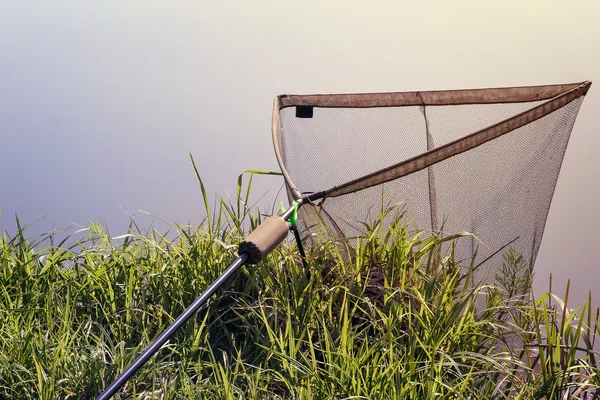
xmin=271 ymin=81 xmax=591 ymax=281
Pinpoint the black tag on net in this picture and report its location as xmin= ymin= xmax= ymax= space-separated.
xmin=296 ymin=106 xmax=313 ymax=118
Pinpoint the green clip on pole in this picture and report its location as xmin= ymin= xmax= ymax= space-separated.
xmin=280 ymin=201 xmax=298 ymax=226
xmin=281 ymin=201 xmax=307 ymax=269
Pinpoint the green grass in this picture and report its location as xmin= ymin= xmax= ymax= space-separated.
xmin=0 ymin=168 xmax=598 ymax=399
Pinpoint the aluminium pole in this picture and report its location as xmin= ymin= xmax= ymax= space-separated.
xmin=97 ymin=213 xmax=291 ymax=399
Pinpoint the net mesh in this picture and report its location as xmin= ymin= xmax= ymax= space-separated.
xmin=273 ymin=82 xmax=590 ymax=288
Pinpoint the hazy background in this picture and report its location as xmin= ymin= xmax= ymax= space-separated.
xmin=1 ymin=1 xmax=598 ymax=308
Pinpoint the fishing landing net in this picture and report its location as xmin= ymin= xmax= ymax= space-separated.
xmin=99 ymin=82 xmax=592 ymax=396
xmin=272 ymin=81 xmax=591 ymax=289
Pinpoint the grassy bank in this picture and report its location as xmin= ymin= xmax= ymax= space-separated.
xmin=1 ymin=183 xmax=599 ymax=398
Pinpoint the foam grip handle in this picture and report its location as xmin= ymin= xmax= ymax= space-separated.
xmin=238 ymin=216 xmax=289 ymax=264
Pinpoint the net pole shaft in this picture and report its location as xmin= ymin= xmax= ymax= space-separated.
xmin=97 ymin=201 xmax=308 ymax=399
xmin=96 ymin=253 xmax=248 ymax=400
